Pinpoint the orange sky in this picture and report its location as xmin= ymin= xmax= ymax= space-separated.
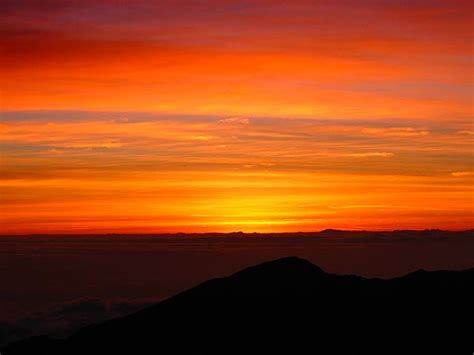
xmin=0 ymin=0 xmax=473 ymax=233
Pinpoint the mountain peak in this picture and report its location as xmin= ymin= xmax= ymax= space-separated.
xmin=229 ymin=256 xmax=325 ymax=282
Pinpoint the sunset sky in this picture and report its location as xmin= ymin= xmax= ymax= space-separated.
xmin=0 ymin=0 xmax=473 ymax=233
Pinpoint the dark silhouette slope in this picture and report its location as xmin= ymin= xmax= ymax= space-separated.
xmin=3 ymin=256 xmax=473 ymax=354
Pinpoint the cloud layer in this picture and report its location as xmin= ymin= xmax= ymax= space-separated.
xmin=1 ymin=0 xmax=472 ymax=118
xmin=0 ymin=298 xmax=152 ymax=346
xmin=1 ymin=112 xmax=472 ymax=233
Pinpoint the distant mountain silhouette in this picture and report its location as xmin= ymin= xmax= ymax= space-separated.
xmin=3 ymin=257 xmax=473 ymax=354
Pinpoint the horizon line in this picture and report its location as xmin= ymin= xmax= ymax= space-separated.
xmin=1 ymin=228 xmax=473 ymax=237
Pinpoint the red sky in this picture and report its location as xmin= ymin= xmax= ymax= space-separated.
xmin=0 ymin=0 xmax=473 ymax=233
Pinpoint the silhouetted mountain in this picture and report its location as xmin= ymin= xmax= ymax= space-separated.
xmin=3 ymin=257 xmax=473 ymax=354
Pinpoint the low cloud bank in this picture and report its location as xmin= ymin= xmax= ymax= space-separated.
xmin=0 ymin=298 xmax=154 ymax=346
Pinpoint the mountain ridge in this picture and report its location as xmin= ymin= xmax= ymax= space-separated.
xmin=3 ymin=257 xmax=473 ymax=354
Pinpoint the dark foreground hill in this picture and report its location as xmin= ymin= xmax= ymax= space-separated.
xmin=3 ymin=257 xmax=473 ymax=355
